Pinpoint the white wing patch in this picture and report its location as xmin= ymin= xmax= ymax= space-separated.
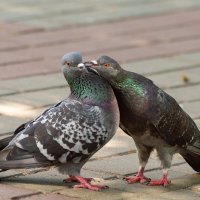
xmin=72 ymin=141 xmax=89 ymax=154
xmin=36 ymin=141 xmax=55 ymax=161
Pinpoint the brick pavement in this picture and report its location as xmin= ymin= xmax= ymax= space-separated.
xmin=0 ymin=0 xmax=200 ymax=199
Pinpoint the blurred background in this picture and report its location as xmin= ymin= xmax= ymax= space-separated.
xmin=0 ymin=0 xmax=200 ymax=198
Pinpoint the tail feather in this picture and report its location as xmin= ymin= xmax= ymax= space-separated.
xmin=180 ymin=138 xmax=200 ymax=172
xmin=0 ymin=158 xmax=51 ymax=170
xmin=181 ymin=151 xmax=200 ymax=172
xmin=0 ymin=135 xmax=14 ymax=151
xmin=0 ymin=147 xmax=52 ymax=170
xmin=0 ymin=121 xmax=31 ymax=151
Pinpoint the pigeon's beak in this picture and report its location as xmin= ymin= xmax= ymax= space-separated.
xmin=79 ymin=61 xmax=99 ymax=75
xmin=90 ymin=60 xmax=98 ymax=67
xmin=77 ymin=63 xmax=85 ymax=69
xmin=87 ymin=66 xmax=99 ymax=75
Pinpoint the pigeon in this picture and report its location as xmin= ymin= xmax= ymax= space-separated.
xmin=89 ymin=55 xmax=200 ymax=186
xmin=0 ymin=53 xmax=120 ymax=191
xmin=0 ymin=52 xmax=83 ymax=152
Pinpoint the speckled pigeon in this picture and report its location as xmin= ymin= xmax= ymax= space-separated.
xmin=0 ymin=52 xmax=83 ymax=153
xmin=89 ymin=55 xmax=200 ymax=187
xmin=0 ymin=53 xmax=120 ymax=191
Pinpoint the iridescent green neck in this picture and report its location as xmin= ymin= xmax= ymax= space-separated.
xmin=69 ymin=75 xmax=114 ymax=104
xmin=114 ymin=73 xmax=145 ymax=97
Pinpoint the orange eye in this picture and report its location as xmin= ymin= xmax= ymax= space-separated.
xmin=104 ymin=63 xmax=110 ymax=68
xmin=64 ymin=61 xmax=71 ymax=66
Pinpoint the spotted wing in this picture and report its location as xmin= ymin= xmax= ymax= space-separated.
xmin=0 ymin=99 xmax=108 ymax=169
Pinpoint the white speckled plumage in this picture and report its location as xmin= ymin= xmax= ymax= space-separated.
xmin=0 ymin=53 xmax=119 ymax=184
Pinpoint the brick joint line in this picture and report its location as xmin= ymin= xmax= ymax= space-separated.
xmin=11 ymin=191 xmax=43 ymax=200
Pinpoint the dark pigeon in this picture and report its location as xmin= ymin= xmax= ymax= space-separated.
xmin=0 ymin=53 xmax=119 ymax=191
xmin=89 ymin=55 xmax=200 ymax=186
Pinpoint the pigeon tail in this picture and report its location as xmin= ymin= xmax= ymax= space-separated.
xmin=0 ymin=158 xmax=51 ymax=170
xmin=0 ymin=147 xmax=52 ymax=170
xmin=180 ymin=137 xmax=200 ymax=172
xmin=0 ymin=121 xmax=31 ymax=151
xmin=0 ymin=135 xmax=14 ymax=151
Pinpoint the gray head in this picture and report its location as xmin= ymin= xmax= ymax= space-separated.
xmin=61 ymin=52 xmax=82 ymax=68
xmin=90 ymin=55 xmax=123 ymax=81
xmin=63 ymin=61 xmax=115 ymax=104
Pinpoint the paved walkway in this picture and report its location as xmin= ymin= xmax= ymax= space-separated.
xmin=0 ymin=0 xmax=200 ymax=199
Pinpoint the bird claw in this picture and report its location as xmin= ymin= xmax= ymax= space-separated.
xmin=149 ymin=178 xmax=171 ymax=187
xmin=65 ymin=176 xmax=108 ymax=191
xmin=124 ymin=175 xmax=151 ymax=184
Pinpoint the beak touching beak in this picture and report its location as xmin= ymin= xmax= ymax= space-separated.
xmin=90 ymin=60 xmax=98 ymax=67
xmin=80 ymin=61 xmax=99 ymax=75
xmin=77 ymin=63 xmax=85 ymax=69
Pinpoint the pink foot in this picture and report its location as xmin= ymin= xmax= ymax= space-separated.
xmin=149 ymin=178 xmax=171 ymax=187
xmin=124 ymin=175 xmax=151 ymax=184
xmin=124 ymin=168 xmax=151 ymax=184
xmin=69 ymin=176 xmax=108 ymax=191
xmin=63 ymin=175 xmax=93 ymax=183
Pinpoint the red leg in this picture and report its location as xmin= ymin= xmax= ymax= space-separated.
xmin=149 ymin=170 xmax=171 ymax=187
xmin=124 ymin=167 xmax=151 ymax=184
xmin=71 ymin=176 xmax=108 ymax=191
xmin=63 ymin=175 xmax=93 ymax=183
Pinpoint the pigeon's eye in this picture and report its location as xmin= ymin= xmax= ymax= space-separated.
xmin=104 ymin=63 xmax=110 ymax=68
xmin=64 ymin=61 xmax=71 ymax=66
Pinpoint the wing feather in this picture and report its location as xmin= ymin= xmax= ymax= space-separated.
xmin=0 ymin=99 xmax=108 ymax=169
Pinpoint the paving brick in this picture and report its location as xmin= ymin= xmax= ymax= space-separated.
xmin=0 ymin=59 xmax=59 ymax=80
xmin=158 ymin=188 xmax=200 ymax=200
xmin=85 ymin=37 xmax=200 ymax=63
xmin=84 ymin=153 xmax=173 ymax=176
xmin=1 ymin=9 xmax=199 ymax=51
xmin=148 ymin=67 xmax=200 ymax=89
xmin=0 ymin=183 xmax=40 ymax=199
xmin=182 ymin=101 xmax=200 ymax=119
xmin=5 ymin=0 xmax=200 ymax=29
xmin=85 ymin=151 xmax=186 ymax=178
xmin=1 ymin=10 xmax=200 ymax=81
xmin=0 ymin=104 xmax=45 ymax=120
xmin=144 ymin=168 xmax=188 ymax=181
xmin=0 ymin=88 xmax=15 ymax=96
xmin=165 ymin=84 xmax=200 ymax=103
xmin=0 ymin=73 xmax=66 ymax=93
xmin=100 ymin=173 xmax=200 ymax=196
xmin=1 ymin=10 xmax=200 ymax=80
xmin=0 ymin=115 xmax=28 ymax=134
xmin=190 ymin=184 xmax=200 ymax=192
xmin=0 ymin=87 xmax=70 ymax=108
xmin=172 ymin=163 xmax=198 ymax=175
xmin=0 ymin=21 xmax=43 ymax=37
xmin=174 ymin=51 xmax=200 ymax=64
xmin=124 ymin=56 xmax=195 ymax=75
xmin=93 ymin=129 xmax=135 ymax=159
xmin=57 ymin=185 xmax=137 ymax=200
xmin=170 ymin=173 xmax=200 ymax=188
xmin=4 ymin=172 xmax=66 ymax=193
xmin=4 ymin=167 xmax=114 ymax=187
xmin=23 ymin=193 xmax=81 ymax=200
xmin=0 ymin=169 xmax=22 ymax=180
